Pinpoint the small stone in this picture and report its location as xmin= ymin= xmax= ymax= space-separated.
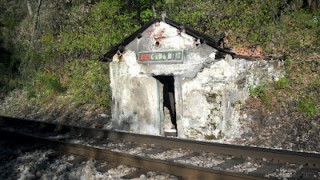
xmin=147 ymin=171 xmax=155 ymax=177
xmin=100 ymin=114 xmax=108 ymax=118
xmin=140 ymin=174 xmax=146 ymax=179
xmin=103 ymin=124 xmax=113 ymax=130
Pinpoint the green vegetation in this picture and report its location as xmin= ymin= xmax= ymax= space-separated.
xmin=1 ymin=0 xmax=319 ymax=105
xmin=0 ymin=0 xmax=141 ymax=109
xmin=0 ymin=0 xmax=319 ymax=150
xmin=249 ymin=83 xmax=268 ymax=98
xmin=65 ymin=60 xmax=110 ymax=106
xmin=297 ymin=95 xmax=317 ymax=117
xmin=29 ymin=71 xmax=66 ymax=99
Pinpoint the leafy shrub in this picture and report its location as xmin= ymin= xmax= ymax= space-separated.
xmin=297 ymin=96 xmax=317 ymax=117
xmin=249 ymin=83 xmax=268 ymax=99
xmin=274 ymin=77 xmax=289 ymax=90
xmin=57 ymin=0 xmax=139 ymax=59
xmin=64 ymin=59 xmax=110 ymax=107
xmin=29 ymin=71 xmax=66 ymax=102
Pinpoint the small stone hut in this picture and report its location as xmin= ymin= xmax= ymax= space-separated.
xmin=102 ymin=17 xmax=281 ymax=140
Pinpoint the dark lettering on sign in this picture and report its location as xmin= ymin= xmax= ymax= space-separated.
xmin=138 ymin=51 xmax=183 ymax=63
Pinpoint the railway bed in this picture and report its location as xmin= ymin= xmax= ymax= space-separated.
xmin=0 ymin=138 xmax=179 ymax=179
xmin=1 ymin=116 xmax=320 ymax=179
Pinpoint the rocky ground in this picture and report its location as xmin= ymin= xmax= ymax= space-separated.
xmin=0 ymin=89 xmax=111 ymax=129
xmin=236 ymin=109 xmax=320 ymax=152
xmin=0 ymin=138 xmax=178 ymax=180
xmin=1 ymin=87 xmax=320 ymax=179
xmin=1 ymin=87 xmax=319 ymax=153
xmin=2 ymin=129 xmax=319 ymax=180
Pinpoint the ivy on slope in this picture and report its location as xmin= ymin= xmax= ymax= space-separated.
xmin=0 ymin=1 xmax=319 ymax=149
xmin=16 ymin=0 xmax=140 ymax=108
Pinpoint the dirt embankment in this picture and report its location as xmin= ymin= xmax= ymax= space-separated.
xmin=0 ymin=90 xmax=111 ymax=128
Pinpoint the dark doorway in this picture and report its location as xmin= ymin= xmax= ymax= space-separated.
xmin=154 ymin=76 xmax=177 ymax=134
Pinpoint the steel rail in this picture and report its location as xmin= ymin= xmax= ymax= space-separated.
xmin=0 ymin=129 xmax=262 ymax=180
xmin=1 ymin=116 xmax=319 ymax=167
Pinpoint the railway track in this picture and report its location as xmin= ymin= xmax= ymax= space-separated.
xmin=1 ymin=116 xmax=320 ymax=179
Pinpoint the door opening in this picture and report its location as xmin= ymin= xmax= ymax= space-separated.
xmin=154 ymin=76 xmax=177 ymax=136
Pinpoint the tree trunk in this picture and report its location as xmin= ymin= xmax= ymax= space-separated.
xmin=27 ymin=0 xmax=32 ymax=16
xmin=32 ymin=0 xmax=42 ymax=41
xmin=302 ymin=0 xmax=320 ymax=9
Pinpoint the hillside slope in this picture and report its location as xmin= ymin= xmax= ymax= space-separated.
xmin=0 ymin=0 xmax=319 ymax=151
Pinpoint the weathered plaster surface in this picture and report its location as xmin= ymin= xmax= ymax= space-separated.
xmin=180 ymin=55 xmax=282 ymax=139
xmin=109 ymin=21 xmax=283 ymax=139
xmin=110 ymin=61 xmax=162 ymax=134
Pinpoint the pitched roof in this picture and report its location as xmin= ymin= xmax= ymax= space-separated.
xmin=100 ymin=17 xmax=235 ymax=62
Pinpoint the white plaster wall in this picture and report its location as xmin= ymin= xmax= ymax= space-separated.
xmin=179 ymin=56 xmax=283 ymax=140
xmin=110 ymin=61 xmax=161 ymax=135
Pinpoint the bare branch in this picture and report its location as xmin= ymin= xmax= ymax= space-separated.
xmin=27 ymin=0 xmax=32 ymax=16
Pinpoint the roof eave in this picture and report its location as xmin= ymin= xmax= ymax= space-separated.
xmin=101 ymin=17 xmax=235 ymax=62
xmin=100 ymin=18 xmax=160 ymax=62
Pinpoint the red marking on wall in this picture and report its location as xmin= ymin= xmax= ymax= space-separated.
xmin=146 ymin=29 xmax=154 ymax=35
xmin=139 ymin=53 xmax=151 ymax=61
xmin=153 ymin=28 xmax=166 ymax=42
